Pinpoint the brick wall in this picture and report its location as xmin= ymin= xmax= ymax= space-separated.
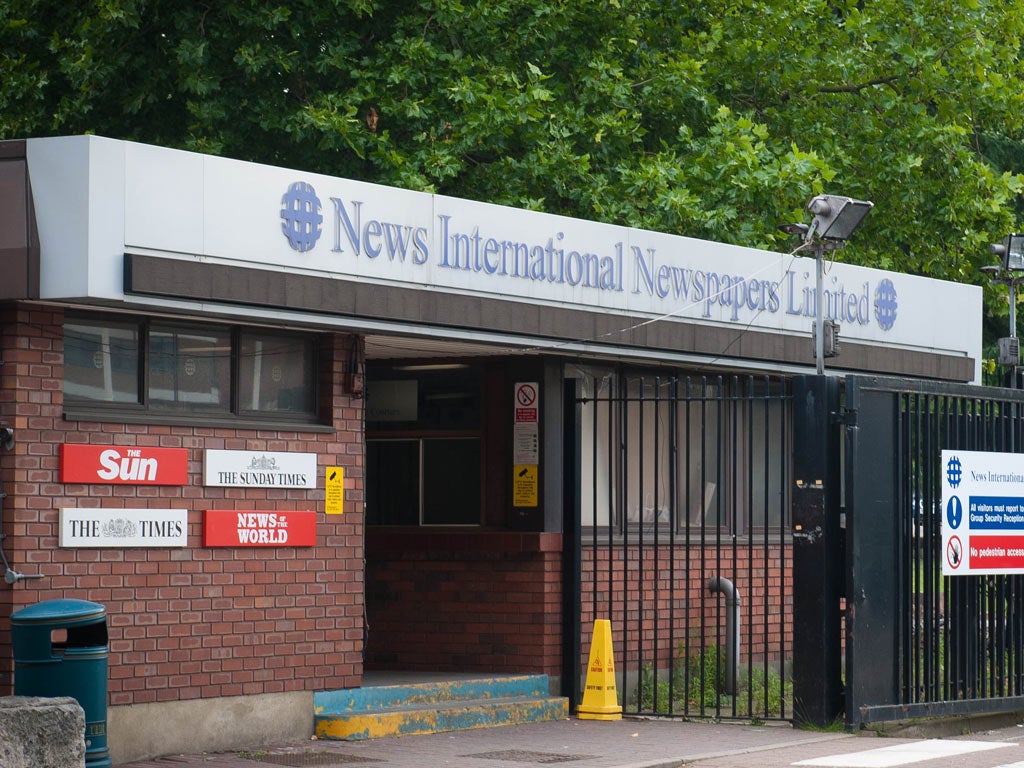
xmin=581 ymin=543 xmax=793 ymax=674
xmin=0 ymin=302 xmax=365 ymax=704
xmin=365 ymin=530 xmax=563 ymax=677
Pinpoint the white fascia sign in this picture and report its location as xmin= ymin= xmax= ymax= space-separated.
xmin=203 ymin=449 xmax=318 ymax=489
xmin=25 ymin=136 xmax=983 ymax=379
xmin=59 ymin=508 xmax=188 ymax=548
xmin=941 ymin=449 xmax=1024 ymax=575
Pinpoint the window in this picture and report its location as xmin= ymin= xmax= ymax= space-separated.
xmin=365 ymin=365 xmax=482 ymax=526
xmin=574 ymin=365 xmax=789 ymax=537
xmin=63 ymin=316 xmax=319 ymax=423
xmin=64 ymin=320 xmax=140 ymax=403
xmin=148 ymin=326 xmax=231 ymax=411
xmin=239 ymin=332 xmax=316 ymax=413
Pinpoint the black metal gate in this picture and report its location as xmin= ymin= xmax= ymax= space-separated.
xmin=843 ymin=374 xmax=1024 ymax=726
xmin=565 ymin=372 xmax=793 ymax=721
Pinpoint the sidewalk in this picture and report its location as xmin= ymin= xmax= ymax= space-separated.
xmin=116 ymin=717 xmax=859 ymax=768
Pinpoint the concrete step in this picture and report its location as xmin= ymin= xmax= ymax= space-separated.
xmin=314 ymin=675 xmax=569 ymax=740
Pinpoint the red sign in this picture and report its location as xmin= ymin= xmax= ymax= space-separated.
xmin=203 ymin=510 xmax=317 ymax=547
xmin=515 ymin=384 xmax=537 ymax=407
xmin=968 ymin=535 xmax=1024 ymax=570
xmin=61 ymin=444 xmax=189 ymax=485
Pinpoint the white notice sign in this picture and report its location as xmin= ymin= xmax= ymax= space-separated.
xmin=203 ymin=450 xmax=317 ymax=488
xmin=941 ymin=449 xmax=1024 ymax=575
xmin=59 ymin=508 xmax=188 ymax=547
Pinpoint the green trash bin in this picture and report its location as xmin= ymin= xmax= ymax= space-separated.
xmin=12 ymin=599 xmax=111 ymax=768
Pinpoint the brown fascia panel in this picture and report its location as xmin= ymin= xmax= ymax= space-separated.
xmin=0 ymin=140 xmax=40 ymax=300
xmin=124 ymin=253 xmax=976 ymax=383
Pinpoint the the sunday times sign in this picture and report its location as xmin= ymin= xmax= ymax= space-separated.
xmin=203 ymin=450 xmax=317 ymax=489
xmin=941 ymin=450 xmax=1024 ymax=575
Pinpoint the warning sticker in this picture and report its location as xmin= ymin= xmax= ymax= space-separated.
xmin=513 ymin=464 xmax=538 ymax=507
xmin=325 ymin=466 xmax=345 ymax=515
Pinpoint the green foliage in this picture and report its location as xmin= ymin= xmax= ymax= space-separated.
xmin=631 ymin=643 xmax=792 ymax=720
xmin=4 ymin=0 xmax=1024 ymax=355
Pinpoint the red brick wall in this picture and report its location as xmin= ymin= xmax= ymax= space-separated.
xmin=581 ymin=543 xmax=793 ymax=674
xmin=365 ymin=530 xmax=563 ymax=677
xmin=0 ymin=303 xmax=365 ymax=704
xmin=364 ymin=534 xmax=792 ymax=686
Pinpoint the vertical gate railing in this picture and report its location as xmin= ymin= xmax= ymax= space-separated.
xmin=573 ymin=372 xmax=792 ymax=721
xmin=845 ymin=374 xmax=1024 ymax=726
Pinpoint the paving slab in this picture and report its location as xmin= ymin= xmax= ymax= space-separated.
xmin=116 ymin=717 xmax=857 ymax=768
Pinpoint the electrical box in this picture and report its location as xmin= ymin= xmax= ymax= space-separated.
xmin=998 ymin=336 xmax=1020 ymax=366
xmin=812 ymin=319 xmax=841 ymax=358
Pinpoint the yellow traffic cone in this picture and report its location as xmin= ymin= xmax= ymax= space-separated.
xmin=577 ymin=619 xmax=622 ymax=720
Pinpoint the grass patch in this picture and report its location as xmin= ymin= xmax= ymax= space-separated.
xmin=631 ymin=642 xmax=792 ymax=719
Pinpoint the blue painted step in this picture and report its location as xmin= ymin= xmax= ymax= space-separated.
xmin=314 ymin=674 xmax=568 ymax=740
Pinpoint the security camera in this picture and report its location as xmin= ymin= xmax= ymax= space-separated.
xmin=0 ymin=426 xmax=13 ymax=452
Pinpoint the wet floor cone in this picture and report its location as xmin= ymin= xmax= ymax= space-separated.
xmin=577 ymin=619 xmax=622 ymax=720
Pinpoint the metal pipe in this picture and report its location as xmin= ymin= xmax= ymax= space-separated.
xmin=707 ymin=575 xmax=741 ymax=696
xmin=814 ymin=242 xmax=824 ymax=374
xmin=0 ymin=424 xmax=42 ymax=586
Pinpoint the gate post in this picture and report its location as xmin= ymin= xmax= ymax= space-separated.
xmin=791 ymin=375 xmax=844 ymax=727
xmin=561 ymin=378 xmax=582 ymax=710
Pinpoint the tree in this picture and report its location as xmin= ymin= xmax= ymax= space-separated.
xmin=3 ymin=0 xmax=1024 ymax=361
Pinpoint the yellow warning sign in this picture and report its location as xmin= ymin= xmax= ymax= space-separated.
xmin=577 ymin=619 xmax=622 ymax=720
xmin=324 ymin=466 xmax=345 ymax=515
xmin=513 ymin=464 xmax=538 ymax=507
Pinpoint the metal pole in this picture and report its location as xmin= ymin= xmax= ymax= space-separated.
xmin=815 ymin=242 xmax=825 ymax=375
xmin=1010 ymin=279 xmax=1017 ymax=339
xmin=1012 ymin=279 xmax=1018 ymax=388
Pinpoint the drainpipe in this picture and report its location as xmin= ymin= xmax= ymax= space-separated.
xmin=0 ymin=424 xmax=42 ymax=585
xmin=707 ymin=576 xmax=740 ymax=696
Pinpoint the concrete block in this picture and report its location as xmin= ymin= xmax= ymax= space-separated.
xmin=0 ymin=696 xmax=86 ymax=768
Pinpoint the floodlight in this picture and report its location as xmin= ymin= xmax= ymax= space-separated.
xmin=806 ymin=195 xmax=874 ymax=241
xmin=777 ymin=192 xmax=874 ymax=375
xmin=990 ymin=234 xmax=1024 ymax=272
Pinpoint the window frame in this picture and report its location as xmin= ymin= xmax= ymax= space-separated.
xmin=62 ymin=313 xmax=323 ymax=428
xmin=365 ymin=363 xmax=485 ymax=527
xmin=574 ymin=365 xmax=791 ymax=542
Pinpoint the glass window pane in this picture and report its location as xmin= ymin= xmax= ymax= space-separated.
xmin=623 ymin=378 xmax=673 ymax=528
xmin=239 ymin=332 xmax=316 ymax=414
xmin=366 ymin=366 xmax=480 ymax=431
xmin=423 ymin=438 xmax=480 ymax=525
xmin=575 ymin=366 xmax=616 ymax=529
xmin=367 ymin=440 xmax=420 ymax=525
xmin=64 ymin=320 xmax=140 ymax=403
xmin=747 ymin=396 xmax=787 ymax=530
xmin=680 ymin=383 xmax=723 ymax=529
xmin=148 ymin=326 xmax=230 ymax=411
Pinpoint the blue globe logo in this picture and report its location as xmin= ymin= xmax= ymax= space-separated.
xmin=946 ymin=455 xmax=962 ymax=488
xmin=874 ymin=279 xmax=898 ymax=331
xmin=280 ymin=181 xmax=323 ymax=252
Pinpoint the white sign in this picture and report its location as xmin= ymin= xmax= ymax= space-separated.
xmin=59 ymin=508 xmax=188 ymax=547
xmin=941 ymin=449 xmax=1024 ymax=575
xmin=513 ymin=382 xmax=540 ymax=464
xmin=203 ymin=450 xmax=317 ymax=488
xmin=25 ymin=136 xmax=983 ymax=379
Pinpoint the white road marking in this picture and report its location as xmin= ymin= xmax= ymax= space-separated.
xmin=793 ymin=739 xmax=1014 ymax=767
